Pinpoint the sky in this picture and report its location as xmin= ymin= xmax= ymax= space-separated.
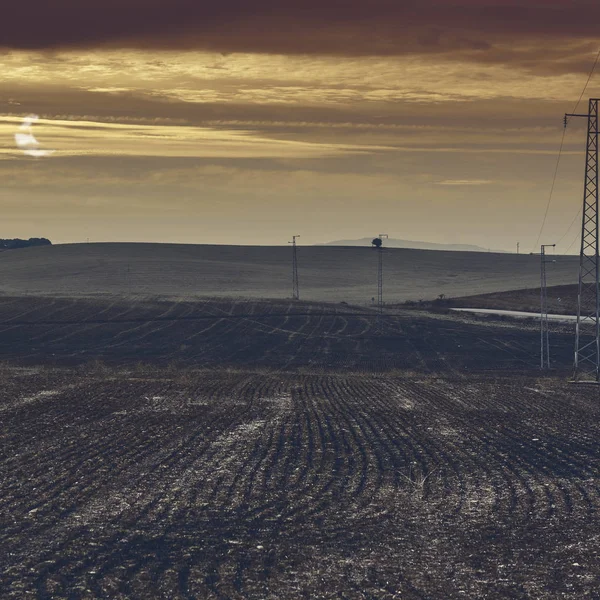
xmin=1 ymin=0 xmax=600 ymax=250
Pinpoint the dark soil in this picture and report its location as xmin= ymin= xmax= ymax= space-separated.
xmin=2 ymin=295 xmax=599 ymax=598
xmin=0 ymin=295 xmax=576 ymax=374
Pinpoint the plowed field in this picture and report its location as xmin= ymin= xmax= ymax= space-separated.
xmin=0 ymin=295 xmax=575 ymax=373
xmin=2 ymin=296 xmax=600 ymax=598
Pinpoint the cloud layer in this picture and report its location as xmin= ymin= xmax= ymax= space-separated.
xmin=0 ymin=2 xmax=596 ymax=250
xmin=2 ymin=1 xmax=599 ymax=70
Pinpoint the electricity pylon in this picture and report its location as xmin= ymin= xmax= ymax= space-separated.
xmin=289 ymin=235 xmax=300 ymax=300
xmin=565 ymin=99 xmax=600 ymax=381
xmin=540 ymin=244 xmax=555 ymax=369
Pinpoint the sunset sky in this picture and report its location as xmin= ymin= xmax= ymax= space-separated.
xmin=1 ymin=0 xmax=600 ymax=250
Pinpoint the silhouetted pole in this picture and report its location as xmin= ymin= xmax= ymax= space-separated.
xmin=378 ymin=249 xmax=383 ymax=312
xmin=540 ymin=244 xmax=555 ymax=369
xmin=376 ymin=234 xmax=388 ymax=323
xmin=565 ymin=99 xmax=600 ymax=381
xmin=289 ymin=235 xmax=300 ymax=300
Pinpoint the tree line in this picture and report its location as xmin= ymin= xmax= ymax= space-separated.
xmin=0 ymin=238 xmax=51 ymax=250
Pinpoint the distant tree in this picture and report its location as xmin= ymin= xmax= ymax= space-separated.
xmin=0 ymin=238 xmax=52 ymax=250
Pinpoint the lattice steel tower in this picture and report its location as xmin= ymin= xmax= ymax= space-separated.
xmin=289 ymin=235 xmax=300 ymax=300
xmin=540 ymin=244 xmax=555 ymax=369
xmin=566 ymin=99 xmax=600 ymax=381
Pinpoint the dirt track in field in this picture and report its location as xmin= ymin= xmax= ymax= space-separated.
xmin=2 ymin=295 xmax=600 ymax=598
xmin=448 ymin=284 xmax=582 ymax=316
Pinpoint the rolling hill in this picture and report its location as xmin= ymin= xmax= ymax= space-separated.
xmin=0 ymin=242 xmax=579 ymax=304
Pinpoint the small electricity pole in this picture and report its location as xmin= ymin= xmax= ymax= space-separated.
xmin=372 ymin=234 xmax=389 ymax=321
xmin=565 ymin=99 xmax=600 ymax=381
xmin=540 ymin=244 xmax=555 ymax=369
xmin=289 ymin=235 xmax=300 ymax=300
xmin=517 ymin=241 xmax=520 ymax=254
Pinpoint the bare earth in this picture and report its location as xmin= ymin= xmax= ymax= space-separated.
xmin=1 ymin=249 xmax=599 ymax=599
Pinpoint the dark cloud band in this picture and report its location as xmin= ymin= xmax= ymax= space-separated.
xmin=2 ymin=1 xmax=600 ymax=55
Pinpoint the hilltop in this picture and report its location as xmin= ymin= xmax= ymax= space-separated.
xmin=321 ymin=237 xmax=506 ymax=253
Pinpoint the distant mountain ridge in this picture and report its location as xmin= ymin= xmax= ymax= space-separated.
xmin=320 ymin=237 xmax=506 ymax=253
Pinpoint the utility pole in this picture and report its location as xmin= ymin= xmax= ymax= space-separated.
xmin=289 ymin=235 xmax=300 ymax=300
xmin=517 ymin=241 xmax=520 ymax=255
xmin=540 ymin=244 xmax=555 ymax=369
xmin=565 ymin=99 xmax=600 ymax=382
xmin=376 ymin=234 xmax=388 ymax=317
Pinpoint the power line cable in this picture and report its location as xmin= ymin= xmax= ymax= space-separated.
xmin=531 ymin=127 xmax=567 ymax=253
xmin=531 ymin=47 xmax=600 ymax=253
xmin=564 ymin=228 xmax=582 ymax=255
xmin=555 ymin=207 xmax=582 ymax=248
xmin=571 ymin=48 xmax=600 ymax=115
